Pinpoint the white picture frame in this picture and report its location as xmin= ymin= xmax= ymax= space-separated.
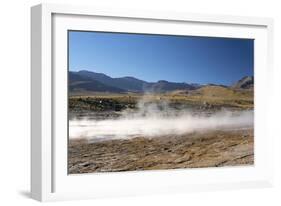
xmin=31 ymin=3 xmax=274 ymax=202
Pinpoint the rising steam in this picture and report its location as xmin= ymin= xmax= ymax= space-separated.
xmin=69 ymin=99 xmax=253 ymax=141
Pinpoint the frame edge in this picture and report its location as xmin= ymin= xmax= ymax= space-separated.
xmin=31 ymin=4 xmax=43 ymax=201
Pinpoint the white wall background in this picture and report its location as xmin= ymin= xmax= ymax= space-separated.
xmin=0 ymin=0 xmax=280 ymax=205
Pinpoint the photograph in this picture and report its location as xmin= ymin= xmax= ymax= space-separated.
xmin=68 ymin=31 xmax=254 ymax=174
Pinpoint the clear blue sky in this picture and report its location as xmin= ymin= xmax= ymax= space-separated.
xmin=69 ymin=31 xmax=254 ymax=85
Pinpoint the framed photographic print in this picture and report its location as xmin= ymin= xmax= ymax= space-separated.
xmin=31 ymin=3 xmax=274 ymax=201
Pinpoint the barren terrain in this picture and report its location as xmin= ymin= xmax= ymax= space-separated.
xmin=68 ymin=86 xmax=254 ymax=174
xmin=69 ymin=128 xmax=253 ymax=173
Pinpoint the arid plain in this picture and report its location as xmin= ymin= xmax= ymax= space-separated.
xmin=68 ymin=76 xmax=254 ymax=174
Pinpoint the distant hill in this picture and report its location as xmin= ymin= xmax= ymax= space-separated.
xmin=73 ymin=70 xmax=147 ymax=92
xmin=69 ymin=70 xmax=253 ymax=94
xmin=146 ymin=80 xmax=195 ymax=92
xmin=69 ymin=70 xmax=196 ymax=93
xmin=232 ymin=76 xmax=254 ymax=89
xmin=69 ymin=72 xmax=126 ymax=93
xmin=195 ymin=85 xmax=236 ymax=98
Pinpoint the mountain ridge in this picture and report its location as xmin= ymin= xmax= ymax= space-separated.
xmin=231 ymin=76 xmax=254 ymax=89
xmin=69 ymin=70 xmax=253 ymax=93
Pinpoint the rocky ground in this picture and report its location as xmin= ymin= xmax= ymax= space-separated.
xmin=68 ymin=128 xmax=254 ymax=174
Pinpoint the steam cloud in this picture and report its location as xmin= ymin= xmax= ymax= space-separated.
xmin=69 ymin=100 xmax=253 ymax=141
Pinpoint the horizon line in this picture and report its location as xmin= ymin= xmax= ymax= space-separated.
xmin=69 ymin=69 xmax=253 ymax=86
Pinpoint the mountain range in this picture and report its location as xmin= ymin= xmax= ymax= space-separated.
xmin=69 ymin=70 xmax=253 ymax=93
